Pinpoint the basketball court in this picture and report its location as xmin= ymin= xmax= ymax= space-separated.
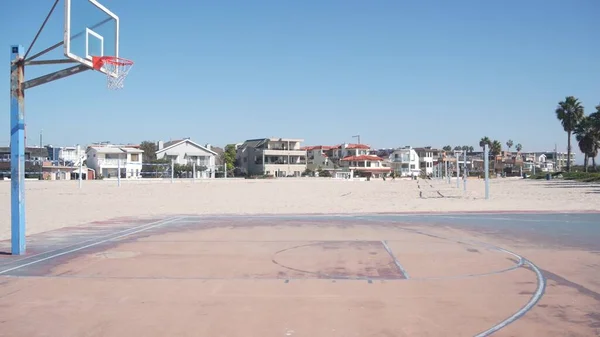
xmin=5 ymin=2 xmax=600 ymax=336
xmin=2 ymin=212 xmax=598 ymax=336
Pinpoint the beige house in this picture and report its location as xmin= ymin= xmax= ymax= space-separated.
xmin=237 ymin=138 xmax=307 ymax=177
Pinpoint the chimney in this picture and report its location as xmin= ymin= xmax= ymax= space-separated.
xmin=157 ymin=140 xmax=164 ymax=150
xmin=205 ymin=143 xmax=211 ymax=151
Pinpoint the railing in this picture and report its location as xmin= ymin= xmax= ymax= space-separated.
xmin=98 ymin=159 xmax=142 ymax=166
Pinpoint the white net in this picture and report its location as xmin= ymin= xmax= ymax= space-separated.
xmin=100 ymin=57 xmax=133 ymax=90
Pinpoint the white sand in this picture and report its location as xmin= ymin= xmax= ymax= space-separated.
xmin=1 ymin=177 xmax=599 ymax=240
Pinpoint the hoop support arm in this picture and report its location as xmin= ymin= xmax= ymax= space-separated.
xmin=25 ymin=59 xmax=79 ymax=66
xmin=23 ymin=64 xmax=90 ymax=90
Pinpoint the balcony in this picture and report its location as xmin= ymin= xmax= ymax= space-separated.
xmin=98 ymin=159 xmax=141 ymax=166
xmin=263 ymin=149 xmax=306 ymax=156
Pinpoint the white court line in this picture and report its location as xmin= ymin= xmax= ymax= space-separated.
xmin=381 ymin=240 xmax=410 ymax=279
xmin=0 ymin=217 xmax=179 ymax=267
xmin=395 ymin=215 xmax=588 ymax=223
xmin=0 ymin=216 xmax=183 ymax=276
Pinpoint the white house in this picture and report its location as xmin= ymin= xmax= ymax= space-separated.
xmin=155 ymin=138 xmax=218 ymax=178
xmin=390 ymin=147 xmax=420 ymax=177
xmin=86 ymin=145 xmax=144 ymax=179
xmin=414 ymin=147 xmax=442 ymax=176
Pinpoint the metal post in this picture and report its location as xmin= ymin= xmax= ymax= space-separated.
xmin=170 ymin=160 xmax=174 ymax=183
xmin=224 ymin=163 xmax=227 ymax=178
xmin=117 ymin=156 xmax=121 ymax=187
xmin=463 ymin=150 xmax=467 ymax=192
xmin=456 ymin=152 xmax=460 ymax=188
xmin=77 ymin=145 xmax=82 ymax=189
xmin=39 ymin=129 xmax=43 ymax=179
xmin=10 ymin=45 xmax=26 ymax=255
xmin=192 ymin=162 xmax=196 ymax=182
xmin=446 ymin=160 xmax=450 ymax=184
xmin=484 ymin=144 xmax=490 ymax=199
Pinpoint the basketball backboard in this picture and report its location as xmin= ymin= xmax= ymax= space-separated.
xmin=64 ymin=0 xmax=119 ymax=76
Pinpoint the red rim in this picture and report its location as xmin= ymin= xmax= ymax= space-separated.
xmin=92 ymin=56 xmax=134 ymax=70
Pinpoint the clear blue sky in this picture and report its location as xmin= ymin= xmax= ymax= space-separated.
xmin=1 ymin=0 xmax=598 ymax=159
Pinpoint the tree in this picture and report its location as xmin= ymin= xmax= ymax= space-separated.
xmin=468 ymin=146 xmax=474 ymax=153
xmin=453 ymin=146 xmax=461 ymax=151
xmin=574 ymin=108 xmax=600 ymax=171
xmin=139 ymin=141 xmax=157 ymax=162
xmin=515 ymin=143 xmax=522 ymax=152
xmin=479 ymin=137 xmax=491 ymax=152
xmin=442 ymin=145 xmax=452 ymax=152
xmin=490 ymin=140 xmax=502 ymax=156
xmin=506 ymin=139 xmax=514 ymax=152
xmin=223 ymin=144 xmax=237 ymax=172
xmin=556 ymin=96 xmax=585 ymax=172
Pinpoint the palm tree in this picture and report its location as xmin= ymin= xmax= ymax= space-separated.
xmin=442 ymin=145 xmax=452 ymax=152
xmin=575 ymin=108 xmax=600 ymax=171
xmin=491 ymin=140 xmax=502 ymax=156
xmin=506 ymin=139 xmax=514 ymax=152
xmin=575 ymin=117 xmax=593 ymax=171
xmin=468 ymin=146 xmax=474 ymax=153
xmin=515 ymin=143 xmax=522 ymax=152
xmin=454 ymin=146 xmax=461 ymax=151
xmin=479 ymin=137 xmax=491 ymax=152
xmin=555 ymin=96 xmax=585 ymax=172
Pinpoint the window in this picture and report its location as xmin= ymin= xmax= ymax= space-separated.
xmin=130 ymin=154 xmax=139 ymax=162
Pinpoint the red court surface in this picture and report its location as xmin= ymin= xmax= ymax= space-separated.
xmin=1 ymin=213 xmax=599 ymax=337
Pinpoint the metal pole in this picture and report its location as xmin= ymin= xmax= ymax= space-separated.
xmin=117 ymin=156 xmax=121 ymax=187
xmin=456 ymin=152 xmax=460 ymax=188
xmin=10 ymin=45 xmax=26 ymax=255
xmin=77 ymin=144 xmax=82 ymax=189
xmin=463 ymin=150 xmax=467 ymax=192
xmin=39 ymin=129 xmax=43 ymax=180
xmin=171 ymin=159 xmax=174 ymax=183
xmin=193 ymin=162 xmax=196 ymax=182
xmin=484 ymin=144 xmax=490 ymax=199
xmin=446 ymin=160 xmax=450 ymax=184
xmin=224 ymin=162 xmax=227 ymax=178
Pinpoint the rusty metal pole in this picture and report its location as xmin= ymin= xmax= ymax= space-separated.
xmin=10 ymin=45 xmax=26 ymax=255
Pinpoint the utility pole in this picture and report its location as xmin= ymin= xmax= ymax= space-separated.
xmin=352 ymin=135 xmax=360 ymax=144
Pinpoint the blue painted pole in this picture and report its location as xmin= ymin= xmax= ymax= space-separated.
xmin=10 ymin=45 xmax=26 ymax=255
xmin=484 ymin=144 xmax=490 ymax=199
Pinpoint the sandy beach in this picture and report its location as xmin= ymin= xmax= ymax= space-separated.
xmin=1 ymin=177 xmax=599 ymax=241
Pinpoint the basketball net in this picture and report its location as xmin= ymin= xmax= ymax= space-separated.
xmin=92 ymin=56 xmax=134 ymax=90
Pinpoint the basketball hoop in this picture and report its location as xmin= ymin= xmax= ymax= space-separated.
xmin=92 ymin=56 xmax=134 ymax=90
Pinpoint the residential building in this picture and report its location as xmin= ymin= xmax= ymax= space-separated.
xmin=414 ymin=147 xmax=442 ymax=176
xmin=237 ymin=138 xmax=306 ymax=177
xmin=305 ymin=145 xmax=336 ymax=171
xmin=155 ymin=138 xmax=217 ymax=178
xmin=0 ymin=146 xmax=49 ymax=179
xmin=389 ymin=147 xmax=420 ymax=177
xmin=339 ymin=154 xmax=391 ymax=178
xmin=304 ymin=143 xmax=391 ymax=178
xmin=86 ymin=144 xmax=144 ymax=179
xmin=46 ymin=145 xmax=79 ymax=166
xmin=543 ymin=151 xmax=575 ymax=171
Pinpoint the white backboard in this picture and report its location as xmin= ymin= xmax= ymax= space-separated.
xmin=64 ymin=0 xmax=119 ymax=75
